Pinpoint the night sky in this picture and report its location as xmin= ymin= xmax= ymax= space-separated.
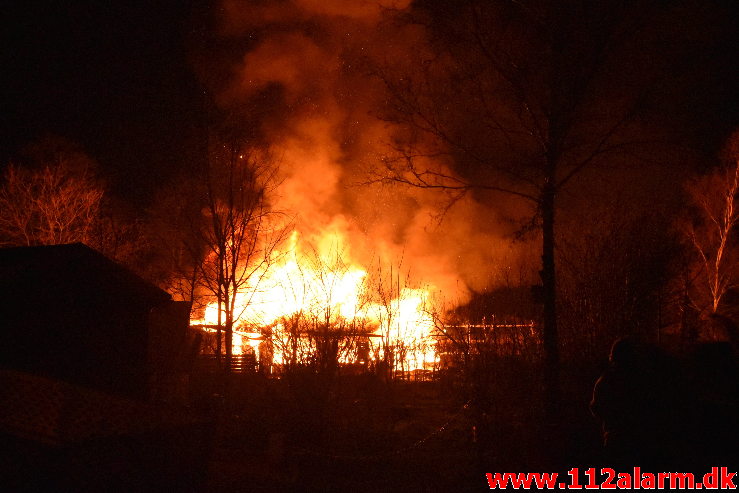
xmin=1 ymin=1 xmax=206 ymax=204
xmin=1 ymin=1 xmax=737 ymax=205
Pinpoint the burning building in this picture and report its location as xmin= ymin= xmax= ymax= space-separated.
xmin=190 ymin=229 xmax=440 ymax=376
xmin=181 ymin=0 xmax=532 ymax=373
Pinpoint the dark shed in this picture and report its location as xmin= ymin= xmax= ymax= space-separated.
xmin=0 ymin=243 xmax=188 ymax=399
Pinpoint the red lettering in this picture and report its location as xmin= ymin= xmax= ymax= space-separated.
xmin=600 ymin=468 xmax=616 ymax=489
xmin=720 ymin=467 xmax=737 ymax=489
xmin=641 ymin=472 xmax=656 ymax=488
xmin=484 ymin=467 xmax=733 ymax=490
xmin=568 ymin=467 xmax=582 ymax=489
xmin=658 ymin=472 xmax=670 ymax=488
xmin=486 ymin=472 xmax=557 ymax=489
xmin=616 ymin=473 xmax=632 ymax=489
xmin=532 ymin=473 xmax=559 ymax=489
xmin=585 ymin=467 xmax=598 ymax=489
xmin=704 ymin=467 xmax=719 ymax=488
xmin=671 ymin=472 xmax=694 ymax=489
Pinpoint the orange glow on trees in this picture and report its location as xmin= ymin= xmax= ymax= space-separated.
xmin=681 ymin=131 xmax=739 ymax=329
xmin=0 ymin=162 xmax=102 ymax=247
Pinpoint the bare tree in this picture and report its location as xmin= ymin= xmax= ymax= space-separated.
xmin=0 ymin=161 xmax=102 ymax=247
xmin=300 ymin=248 xmax=369 ymax=376
xmin=147 ymin=175 xmax=209 ymax=306
xmin=366 ymin=261 xmax=405 ymax=381
xmin=369 ymin=0 xmax=682 ymax=414
xmin=682 ymin=134 xmax=739 ymax=325
xmin=558 ymin=194 xmax=676 ymax=358
xmin=365 ymin=261 xmax=434 ymax=381
xmin=268 ymin=241 xmax=371 ymax=376
xmin=196 ymin=138 xmax=288 ymax=374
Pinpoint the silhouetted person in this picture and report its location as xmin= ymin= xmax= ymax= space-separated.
xmin=686 ymin=342 xmax=739 ymax=470
xmin=590 ymin=338 xmax=673 ymax=470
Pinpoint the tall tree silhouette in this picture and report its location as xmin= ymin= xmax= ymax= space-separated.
xmin=371 ymin=0 xmax=695 ymax=417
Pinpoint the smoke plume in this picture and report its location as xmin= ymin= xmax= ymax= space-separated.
xmin=198 ymin=0 xmax=532 ymax=300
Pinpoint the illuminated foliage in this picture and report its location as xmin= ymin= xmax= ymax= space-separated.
xmin=0 ymin=162 xmax=102 ymax=247
xmin=682 ymin=132 xmax=739 ymax=317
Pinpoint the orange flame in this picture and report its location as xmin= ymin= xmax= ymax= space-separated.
xmin=192 ymin=228 xmax=438 ymax=372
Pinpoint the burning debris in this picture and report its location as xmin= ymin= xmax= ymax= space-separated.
xmin=191 ymin=229 xmax=438 ymax=374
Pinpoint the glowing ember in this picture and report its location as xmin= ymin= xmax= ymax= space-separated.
xmin=191 ymin=229 xmax=438 ymax=372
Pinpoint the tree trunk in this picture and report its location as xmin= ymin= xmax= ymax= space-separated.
xmin=540 ymin=180 xmax=560 ymax=420
xmin=225 ymin=312 xmax=233 ymax=376
xmin=216 ymin=299 xmax=222 ymax=367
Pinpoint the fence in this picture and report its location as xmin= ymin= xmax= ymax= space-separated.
xmin=194 ymin=353 xmax=259 ymax=374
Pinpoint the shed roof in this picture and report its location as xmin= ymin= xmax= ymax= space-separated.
xmin=0 ymin=243 xmax=170 ymax=309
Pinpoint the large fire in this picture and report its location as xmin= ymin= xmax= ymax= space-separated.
xmin=192 ymin=227 xmax=438 ymax=373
